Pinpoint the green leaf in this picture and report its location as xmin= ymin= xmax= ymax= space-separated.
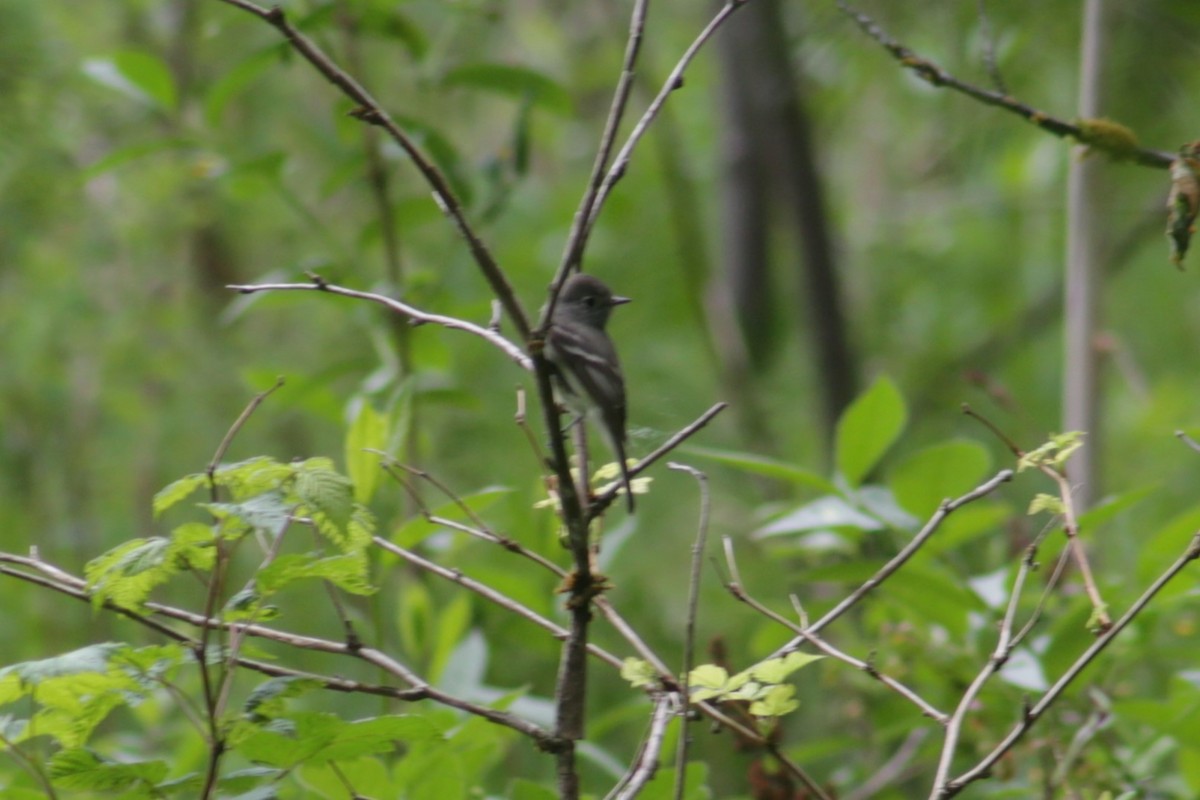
xmin=391 ymin=114 xmax=473 ymax=206
xmin=756 ymin=495 xmax=884 ymax=538
xmin=83 ymin=137 xmax=194 ymax=181
xmin=442 ymin=63 xmax=572 ymax=116
xmin=682 ymin=446 xmax=839 ymax=492
xmin=749 ymin=684 xmax=799 ymax=718
xmin=153 ymin=472 xmax=208 ymax=517
xmin=687 ymin=665 xmax=729 ymax=701
xmin=316 ymin=715 xmax=442 ymax=761
xmin=429 ymin=593 xmax=473 ymax=684
xmin=82 ymin=51 xmax=177 ymax=112
xmin=747 ymin=651 xmax=823 ymax=683
xmin=256 ymin=552 xmax=375 ymax=597
xmin=243 ymin=677 xmax=322 ymax=723
xmin=204 ymin=47 xmax=281 ymax=127
xmin=888 ymin=439 xmax=992 ymax=519
xmin=509 ymin=779 xmax=559 ymax=800
xmin=86 ymin=526 xmax=215 ymax=611
xmin=356 ymin=7 xmax=428 ymax=59
xmin=835 ymin=376 xmax=907 ymax=487
xmin=345 ymin=401 xmax=390 ymax=504
xmin=206 ymin=492 xmax=291 ymax=537
xmin=49 ymin=749 xmax=168 ymax=791
xmin=1077 ymin=485 xmax=1156 ymax=531
xmin=1017 ymin=431 xmax=1084 ymax=472
xmin=1 ymin=643 xmax=122 ymax=685
xmin=1028 ymin=493 xmax=1065 ymax=516
xmin=620 ymin=658 xmax=658 ymax=689
xmin=295 ymin=462 xmax=355 ymax=531
xmin=397 ymin=580 xmax=433 ymax=657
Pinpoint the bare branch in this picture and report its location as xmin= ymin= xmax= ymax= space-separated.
xmin=372 ymin=536 xmax=623 ymax=671
xmin=834 ymin=0 xmax=1172 ymax=169
xmin=668 ymin=463 xmax=712 ymax=800
xmin=552 ymin=0 xmax=651 ymax=313
xmin=942 ymin=532 xmax=1200 ymax=797
xmin=590 ymin=402 xmax=729 ymax=517
xmin=228 ymin=279 xmax=531 ymax=370
xmin=608 ymin=693 xmax=675 ymax=800
xmin=580 ymin=1 xmax=751 ymax=245
xmin=722 ymin=537 xmax=947 ymax=724
xmin=773 ymin=469 xmax=1014 ymax=657
xmin=213 ymin=0 xmax=531 ymax=339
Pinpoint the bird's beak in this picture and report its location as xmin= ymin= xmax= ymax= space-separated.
xmin=611 ymin=295 xmax=632 ymax=306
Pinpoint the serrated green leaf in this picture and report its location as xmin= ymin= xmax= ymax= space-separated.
xmin=1 ymin=644 xmax=123 ymax=685
xmin=153 ymin=473 xmax=208 ymax=517
xmin=620 ymin=658 xmax=658 ymax=688
xmin=345 ymin=402 xmax=390 ymax=504
xmin=749 ymin=684 xmax=799 ymax=718
xmin=243 ymin=677 xmax=323 ymax=723
xmin=85 ymin=539 xmax=170 ymax=610
xmin=835 ymin=376 xmax=907 ymax=487
xmin=442 ymin=63 xmax=572 ymax=115
xmin=1028 ymin=493 xmax=1065 ymax=516
xmin=83 ymin=51 xmax=177 ymax=112
xmin=256 ymin=552 xmax=375 ymax=596
xmin=206 ymin=492 xmax=291 ymax=537
xmin=689 ymin=664 xmax=728 ymax=690
xmin=316 ymin=715 xmax=441 ymax=761
xmin=49 ymin=749 xmax=168 ymax=791
xmin=295 ymin=464 xmax=354 ymax=530
xmin=214 ymin=456 xmax=295 ymax=500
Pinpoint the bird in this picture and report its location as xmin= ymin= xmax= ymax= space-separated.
xmin=545 ymin=273 xmax=636 ymax=512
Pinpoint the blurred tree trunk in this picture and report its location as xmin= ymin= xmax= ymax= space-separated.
xmin=714 ymin=0 xmax=857 ymax=443
xmin=1063 ymin=0 xmax=1110 ymax=511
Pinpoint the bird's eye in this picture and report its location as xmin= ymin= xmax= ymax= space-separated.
xmin=582 ymin=296 xmax=597 ymax=308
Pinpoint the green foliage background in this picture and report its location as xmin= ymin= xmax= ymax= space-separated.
xmin=4 ymin=0 xmax=1200 ymax=797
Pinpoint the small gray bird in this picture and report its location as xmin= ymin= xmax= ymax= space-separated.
xmin=545 ymin=273 xmax=635 ymax=512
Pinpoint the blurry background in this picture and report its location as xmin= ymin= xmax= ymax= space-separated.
xmin=4 ymin=0 xmax=1200 ymax=796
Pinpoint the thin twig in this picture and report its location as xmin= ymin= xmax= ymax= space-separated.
xmin=609 ymin=693 xmax=675 ymax=800
xmin=228 ymin=279 xmax=531 ymax=370
xmin=590 ymin=402 xmax=728 ymax=518
xmin=844 ymin=728 xmax=930 ymax=800
xmin=668 ymin=463 xmax=712 ymax=800
xmin=372 ymin=536 xmax=624 ymax=670
xmin=582 ymin=1 xmax=751 ymax=242
xmin=722 ymin=537 xmax=947 ymax=724
xmin=941 ymin=532 xmax=1200 ymax=797
xmin=551 ymin=0 xmax=651 ymax=320
xmin=214 ymin=0 xmax=531 ymax=339
xmin=974 ymin=0 xmax=1007 ymax=94
xmin=1175 ymin=429 xmax=1200 ymax=454
xmin=834 ymin=0 xmax=1172 ymax=169
xmin=773 ymin=469 xmax=1014 ymax=656
xmin=930 ymin=529 xmax=1045 ymax=794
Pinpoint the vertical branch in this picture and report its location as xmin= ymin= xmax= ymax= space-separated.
xmin=668 ymin=463 xmax=712 ymax=800
xmin=1062 ymin=0 xmax=1109 ymax=511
